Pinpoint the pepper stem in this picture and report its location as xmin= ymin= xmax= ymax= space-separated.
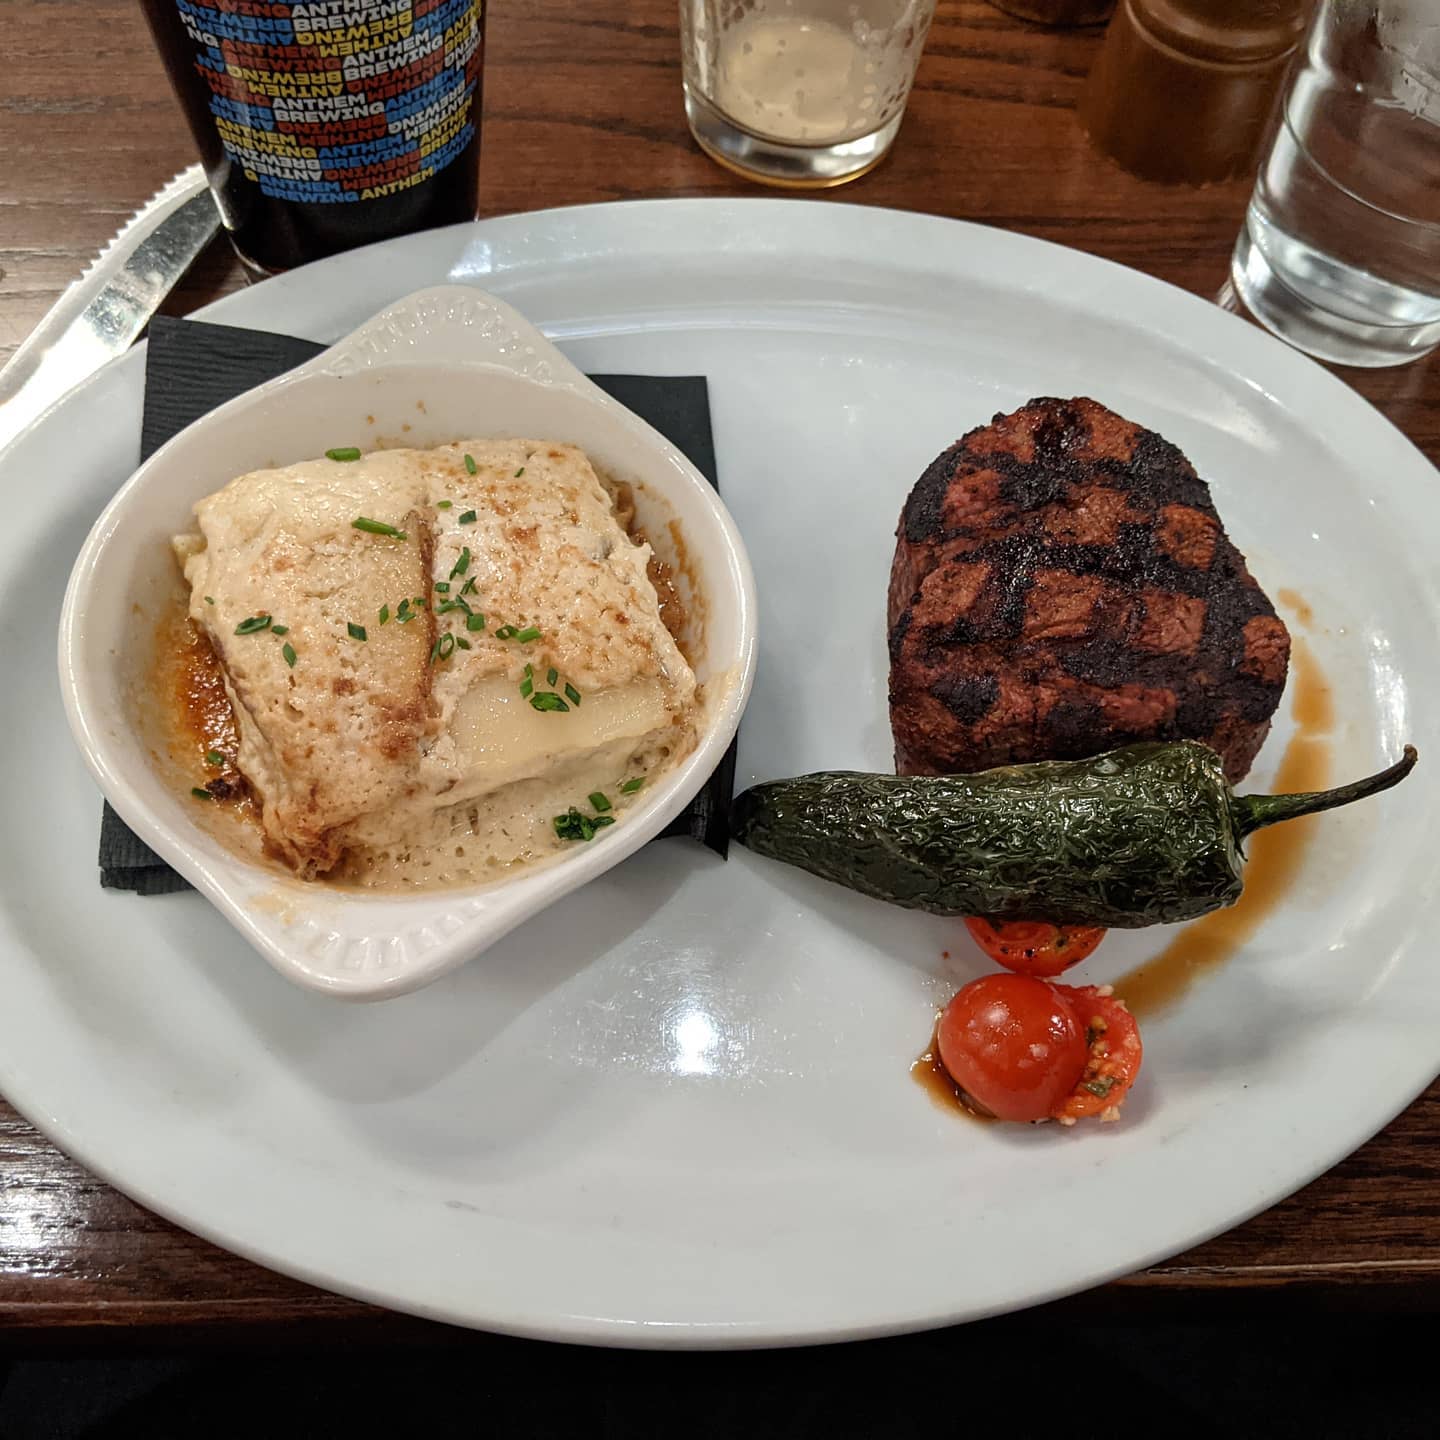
xmin=1233 ymin=745 xmax=1417 ymax=838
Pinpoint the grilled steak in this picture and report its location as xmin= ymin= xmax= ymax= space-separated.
xmin=887 ymin=397 xmax=1289 ymax=782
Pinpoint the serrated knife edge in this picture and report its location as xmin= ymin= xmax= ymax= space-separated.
xmin=0 ymin=166 xmax=220 ymax=456
xmin=75 ymin=165 xmax=214 ymax=287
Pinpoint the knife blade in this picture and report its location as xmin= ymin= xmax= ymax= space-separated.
xmin=0 ymin=165 xmax=221 ymax=455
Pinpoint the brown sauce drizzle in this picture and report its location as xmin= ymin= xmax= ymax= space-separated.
xmin=157 ymin=608 xmax=252 ymax=812
xmin=645 ymin=551 xmax=689 ymax=651
xmin=1115 ymin=630 xmax=1332 ymax=1018
xmin=1275 ymin=587 xmax=1314 ymax=630
xmin=910 ymin=1025 xmax=992 ymax=1120
xmin=606 ymin=479 xmax=691 ymax=656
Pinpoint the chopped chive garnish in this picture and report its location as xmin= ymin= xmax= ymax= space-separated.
xmin=235 ymin=614 xmax=272 ymax=635
xmin=204 ymin=596 xmax=215 ymax=605
xmin=458 ymin=510 xmax=477 ymax=525
xmin=589 ymin=791 xmax=612 ymax=813
xmin=455 ymin=637 xmax=471 ymax=650
xmin=378 ymin=604 xmax=390 ymax=625
xmin=524 ymin=663 xmax=534 ymax=679
xmin=464 ymin=453 xmax=478 ymax=475
xmin=493 ymin=624 xmax=517 ymax=640
xmin=191 ymin=787 xmax=212 ymax=800
xmin=529 ymin=691 xmax=570 ymax=712
xmin=412 ymin=595 xmax=426 ymax=607
xmin=326 ymin=446 xmax=362 ymax=462
xmin=620 ymin=777 xmax=645 ymax=794
xmin=352 ymin=517 xmax=408 ymax=539
xmin=347 ymin=621 xmax=367 ymax=641
xmin=270 ymin=624 xmax=289 ymax=636
xmin=436 ymin=500 xmax=453 ymax=510
xmin=465 ymin=613 xmax=486 ymax=632
xmin=514 ymin=467 xmax=525 ymax=477
xmin=282 ymin=642 xmax=297 ymax=668
xmin=205 ymin=751 xmax=225 ymax=766
xmin=564 ymin=683 xmax=582 ymax=706
xmin=436 ymin=599 xmax=472 ymax=617
xmin=546 ymin=667 xmax=558 ymax=686
xmin=430 ymin=633 xmax=456 ymax=664
xmin=434 ymin=581 xmax=450 ymax=593
xmin=520 ymin=676 xmax=534 ymax=698
xmin=553 ymin=807 xmax=614 ymax=842
xmin=449 ymin=546 xmax=471 ymax=579
xmin=515 ymin=626 xmax=542 ymax=643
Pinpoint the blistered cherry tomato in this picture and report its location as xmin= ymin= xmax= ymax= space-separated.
xmin=936 ymin=974 xmax=1087 ymax=1122
xmin=1050 ymin=984 xmax=1143 ymax=1123
xmin=964 ymin=918 xmax=1107 ymax=977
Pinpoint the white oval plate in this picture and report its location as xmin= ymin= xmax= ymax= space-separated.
xmin=56 ymin=286 xmax=756 ymax=999
xmin=2 ymin=201 xmax=1438 ymax=1345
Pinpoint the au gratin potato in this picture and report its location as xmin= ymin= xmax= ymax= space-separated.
xmin=173 ymin=439 xmax=697 ymax=886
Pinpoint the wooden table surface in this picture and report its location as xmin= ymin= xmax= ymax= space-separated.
xmin=2 ymin=0 xmax=1438 ymax=1341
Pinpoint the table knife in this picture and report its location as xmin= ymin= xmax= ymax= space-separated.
xmin=0 ymin=166 xmax=220 ymax=455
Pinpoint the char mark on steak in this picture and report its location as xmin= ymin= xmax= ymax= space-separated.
xmin=887 ymin=396 xmax=1290 ymax=782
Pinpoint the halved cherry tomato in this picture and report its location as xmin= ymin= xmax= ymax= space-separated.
xmin=1050 ymin=984 xmax=1143 ymax=1124
xmin=936 ymin=974 xmax=1087 ymax=1122
xmin=964 ymin=917 xmax=1107 ymax=977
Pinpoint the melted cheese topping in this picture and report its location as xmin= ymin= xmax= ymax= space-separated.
xmin=451 ymin=676 xmax=669 ymax=788
xmin=176 ymin=439 xmax=697 ymax=880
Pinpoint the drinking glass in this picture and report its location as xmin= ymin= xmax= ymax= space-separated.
xmin=680 ymin=0 xmax=937 ymax=187
xmin=139 ymin=0 xmax=486 ymax=275
xmin=1231 ymin=0 xmax=1440 ymax=368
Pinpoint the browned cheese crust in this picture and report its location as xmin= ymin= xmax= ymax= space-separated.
xmin=887 ymin=397 xmax=1290 ymax=782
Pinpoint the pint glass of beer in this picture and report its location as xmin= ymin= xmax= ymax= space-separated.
xmin=140 ymin=0 xmax=485 ymax=273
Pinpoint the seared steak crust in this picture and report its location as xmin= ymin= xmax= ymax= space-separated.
xmin=888 ymin=397 xmax=1289 ymax=782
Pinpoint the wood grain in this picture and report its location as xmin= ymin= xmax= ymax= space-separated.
xmin=2 ymin=0 xmax=1438 ymax=1333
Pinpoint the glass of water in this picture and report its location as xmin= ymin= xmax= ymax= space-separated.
xmin=1232 ymin=1 xmax=1440 ymax=368
xmin=680 ymin=0 xmax=937 ymax=188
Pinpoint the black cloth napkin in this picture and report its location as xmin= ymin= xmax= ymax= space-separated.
xmin=100 ymin=316 xmax=735 ymax=893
